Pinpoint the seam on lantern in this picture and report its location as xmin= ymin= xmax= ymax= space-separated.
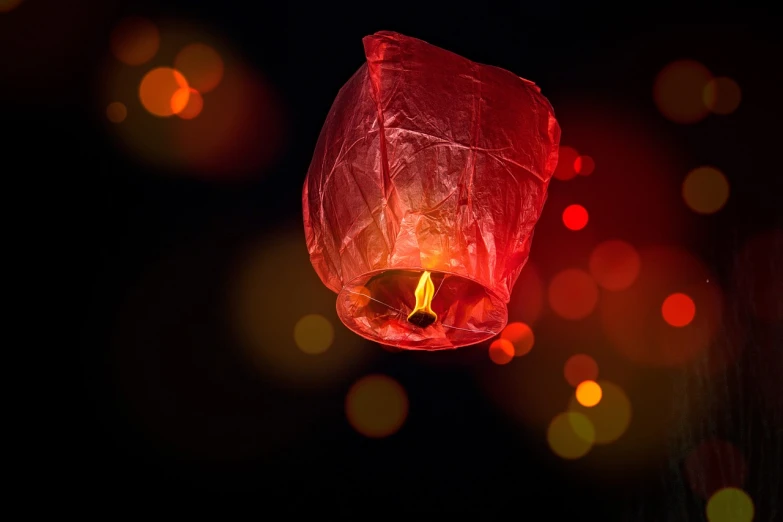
xmin=365 ymin=41 xmax=395 ymax=257
xmin=322 ymin=135 xmax=372 ymax=187
xmin=323 ymin=191 xmax=345 ymax=286
xmin=485 ymin=151 xmax=545 ymax=183
xmin=347 ymin=164 xmax=390 ymax=262
xmin=467 ymin=63 xmax=482 ymax=214
xmin=384 ymin=126 xmax=511 ymax=153
xmin=319 ymin=90 xmax=372 ymax=199
xmin=338 ymin=216 xmax=376 ymax=255
xmin=456 ymin=64 xmax=484 ymax=281
xmin=318 ymin=71 xmax=376 ymax=286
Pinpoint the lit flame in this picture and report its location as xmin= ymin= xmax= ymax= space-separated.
xmin=407 ymin=271 xmax=437 ymax=328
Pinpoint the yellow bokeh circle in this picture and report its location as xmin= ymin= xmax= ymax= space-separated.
xmin=683 ymin=166 xmax=730 ymax=215
xmin=346 ymin=375 xmax=408 ymax=438
xmin=706 ymin=487 xmax=754 ymax=522
xmin=547 ymin=411 xmax=595 ymax=459
xmin=568 ymin=380 xmax=631 ymax=444
xmin=293 ymin=314 xmax=334 ymax=355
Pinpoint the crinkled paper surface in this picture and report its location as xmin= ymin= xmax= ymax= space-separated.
xmin=303 ymin=31 xmax=560 ymax=350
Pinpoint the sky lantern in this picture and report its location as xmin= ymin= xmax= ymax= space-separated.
xmin=303 ymin=31 xmax=560 ymax=350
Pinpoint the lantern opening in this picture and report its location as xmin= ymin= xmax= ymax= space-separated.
xmin=336 ymin=269 xmax=507 ymax=350
xmin=407 ymin=271 xmax=438 ymax=328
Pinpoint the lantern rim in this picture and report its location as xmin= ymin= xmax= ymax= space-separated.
xmin=335 ymin=267 xmax=508 ymax=351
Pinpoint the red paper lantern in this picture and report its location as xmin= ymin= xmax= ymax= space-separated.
xmin=303 ymin=31 xmax=560 ymax=350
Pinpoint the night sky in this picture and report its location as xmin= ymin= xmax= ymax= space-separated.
xmin=7 ymin=0 xmax=782 ymax=516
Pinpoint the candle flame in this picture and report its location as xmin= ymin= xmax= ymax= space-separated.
xmin=407 ymin=271 xmax=437 ymax=328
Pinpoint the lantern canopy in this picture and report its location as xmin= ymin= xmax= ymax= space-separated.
xmin=303 ymin=31 xmax=560 ymax=350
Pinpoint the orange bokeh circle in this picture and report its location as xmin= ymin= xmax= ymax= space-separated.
xmin=139 ymin=67 xmax=190 ymax=117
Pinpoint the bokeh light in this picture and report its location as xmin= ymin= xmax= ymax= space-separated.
xmin=106 ymin=101 xmax=127 ymax=123
xmin=170 ymin=87 xmax=191 ymax=115
xmin=685 ymin=439 xmax=748 ymax=500
xmin=706 ymin=488 xmax=754 ymax=522
xmin=500 ymin=322 xmax=534 ymax=356
xmin=682 ymin=166 xmax=730 ymax=214
xmin=174 ymin=43 xmax=224 ymax=93
xmin=547 ymin=412 xmax=595 ymax=459
xmin=110 ymin=17 xmax=160 ymax=66
xmin=139 ymin=67 xmax=190 ymax=117
xmin=176 ymin=89 xmax=204 ymax=120
xmin=293 ymin=314 xmax=334 ymax=355
xmin=346 ymin=375 xmax=408 ymax=438
xmin=703 ymin=77 xmax=741 ymax=115
xmin=564 ymin=354 xmax=599 ymax=387
xmin=553 ymin=146 xmax=580 ymax=181
xmin=574 ymin=155 xmax=595 ymax=176
xmin=548 ymin=268 xmax=599 ymax=320
xmin=662 ymin=292 xmax=696 ymax=327
xmin=568 ymin=380 xmax=631 ymax=444
xmin=562 ymin=204 xmax=588 ymax=231
xmin=489 ymin=338 xmax=515 ymax=365
xmin=653 ymin=59 xmax=712 ymax=124
xmin=575 ymin=380 xmax=602 ymax=407
xmin=0 ymin=0 xmax=23 ymax=12
xmin=600 ymin=246 xmax=722 ymax=367
xmin=346 ymin=285 xmax=372 ymax=308
xmin=111 ymin=235 xmax=320 ymax=460
xmin=172 ymin=63 xmax=286 ymax=176
xmin=589 ymin=240 xmax=641 ymax=291
xmin=230 ymin=232 xmax=372 ymax=388
xmin=104 ymin=21 xmax=288 ymax=178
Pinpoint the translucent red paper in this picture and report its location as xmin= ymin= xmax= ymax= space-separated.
xmin=303 ymin=31 xmax=560 ymax=350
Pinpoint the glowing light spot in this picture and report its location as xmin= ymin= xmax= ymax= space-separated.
xmin=293 ymin=314 xmax=333 ymax=355
xmin=346 ymin=375 xmax=408 ymax=438
xmin=0 ymin=0 xmax=23 ymax=13
xmin=703 ymin=77 xmax=741 ymax=115
xmin=600 ymin=246 xmax=721 ymax=367
xmin=574 ymin=155 xmax=595 ymax=176
xmin=174 ymin=43 xmax=224 ymax=93
xmin=682 ymin=166 xmax=730 ymax=215
xmin=706 ymin=488 xmax=754 ymax=522
xmin=500 ymin=322 xmax=534 ymax=356
xmin=553 ymin=146 xmax=580 ymax=181
xmin=231 ymin=237 xmax=370 ymax=387
xmin=662 ymin=292 xmax=696 ymax=327
xmin=548 ymin=269 xmax=599 ymax=320
xmin=562 ymin=204 xmax=588 ymax=231
xmin=575 ymin=380 xmax=602 ymax=407
xmin=589 ymin=240 xmax=641 ymax=291
xmin=176 ymin=89 xmax=203 ymax=120
xmin=564 ymin=354 xmax=599 ymax=387
xmin=489 ymin=338 xmax=515 ymax=365
xmin=685 ymin=439 xmax=748 ymax=499
xmin=106 ymin=102 xmax=127 ymax=123
xmin=568 ymin=380 xmax=631 ymax=444
xmin=170 ymin=88 xmax=191 ymax=115
xmin=347 ymin=285 xmax=372 ymax=308
xmin=110 ymin=17 xmax=160 ymax=66
xmin=139 ymin=67 xmax=190 ymax=117
xmin=547 ymin=412 xmax=595 ymax=459
xmin=654 ymin=59 xmax=712 ymax=124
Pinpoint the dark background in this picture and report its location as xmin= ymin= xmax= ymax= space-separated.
xmin=6 ymin=0 xmax=781 ymax=516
